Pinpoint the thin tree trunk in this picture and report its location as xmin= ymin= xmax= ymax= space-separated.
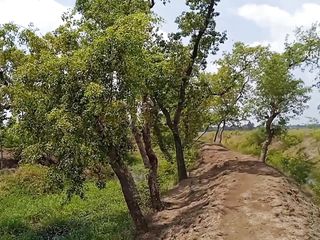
xmin=131 ymin=121 xmax=150 ymax=168
xmin=132 ymin=120 xmax=163 ymax=211
xmin=214 ymin=121 xmax=222 ymax=143
xmin=218 ymin=120 xmax=226 ymax=144
xmin=131 ymin=97 xmax=164 ymax=212
xmin=260 ymin=136 xmax=272 ymax=163
xmin=172 ymin=125 xmax=188 ymax=181
xmin=108 ymin=150 xmax=148 ymax=232
xmin=97 ymin=116 xmax=147 ymax=231
xmin=193 ymin=123 xmax=212 ymax=143
xmin=142 ymin=123 xmax=164 ymax=211
xmin=260 ymin=115 xmax=277 ymax=163
xmin=154 ymin=102 xmax=188 ymax=182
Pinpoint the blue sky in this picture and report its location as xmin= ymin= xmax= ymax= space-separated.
xmin=0 ymin=0 xmax=319 ymax=123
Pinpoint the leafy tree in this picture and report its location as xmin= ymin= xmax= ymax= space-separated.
xmin=204 ymin=43 xmax=265 ymax=143
xmin=252 ymin=52 xmax=310 ymax=162
xmin=0 ymin=0 xmax=228 ymax=230
xmin=2 ymin=3 xmax=155 ymax=231
xmin=147 ymin=0 xmax=226 ymax=181
xmin=130 ymin=96 xmax=164 ymax=211
xmin=285 ymin=23 xmax=320 ymax=83
xmin=286 ymin=23 xmax=320 ymax=117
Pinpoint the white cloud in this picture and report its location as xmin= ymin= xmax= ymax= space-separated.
xmin=0 ymin=0 xmax=69 ymax=33
xmin=237 ymin=3 xmax=320 ymax=51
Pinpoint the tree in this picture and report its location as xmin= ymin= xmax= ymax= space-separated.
xmin=130 ymin=96 xmax=164 ymax=211
xmin=252 ymin=52 xmax=310 ymax=162
xmin=285 ymin=23 xmax=320 ymax=81
xmin=3 ymin=3 xmax=154 ymax=231
xmin=204 ymin=43 xmax=265 ymax=143
xmin=205 ymin=66 xmax=247 ymax=143
xmin=76 ymin=0 xmax=165 ymax=213
xmin=1 ymin=0 xmax=228 ymax=229
xmin=147 ymin=0 xmax=226 ymax=181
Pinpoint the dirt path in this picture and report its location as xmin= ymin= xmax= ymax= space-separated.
xmin=139 ymin=144 xmax=320 ymax=240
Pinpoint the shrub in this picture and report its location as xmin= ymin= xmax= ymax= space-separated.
xmin=268 ymin=151 xmax=312 ymax=184
xmin=224 ymin=129 xmax=265 ymax=156
xmin=185 ymin=144 xmax=200 ymax=170
xmin=158 ymin=159 xmax=176 ymax=192
xmin=0 ymin=164 xmax=50 ymax=197
xmin=311 ymin=129 xmax=320 ymax=142
xmin=267 ymin=150 xmax=287 ymax=170
xmin=282 ymin=154 xmax=312 ymax=184
xmin=280 ymin=133 xmax=303 ymax=149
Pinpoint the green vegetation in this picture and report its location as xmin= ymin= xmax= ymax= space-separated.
xmin=0 ymin=146 xmax=196 ymax=240
xmin=311 ymin=129 xmax=320 ymax=142
xmin=0 ymin=0 xmax=320 ymax=237
xmin=0 ymin=166 xmax=133 ymax=240
xmin=0 ymin=0 xmax=226 ymax=231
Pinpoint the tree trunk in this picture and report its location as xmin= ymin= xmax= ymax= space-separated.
xmin=218 ymin=120 xmax=226 ymax=144
xmin=260 ymin=136 xmax=272 ymax=163
xmin=108 ymin=150 xmax=148 ymax=232
xmin=172 ymin=125 xmax=188 ymax=181
xmin=131 ymin=122 xmax=150 ymax=168
xmin=259 ymin=115 xmax=277 ymax=163
xmin=142 ymin=124 xmax=164 ymax=211
xmin=159 ymin=106 xmax=188 ymax=182
xmin=214 ymin=121 xmax=222 ymax=143
xmin=132 ymin=97 xmax=163 ymax=212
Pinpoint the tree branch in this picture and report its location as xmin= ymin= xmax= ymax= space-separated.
xmin=174 ymin=0 xmax=217 ymax=126
xmin=149 ymin=0 xmax=155 ymax=8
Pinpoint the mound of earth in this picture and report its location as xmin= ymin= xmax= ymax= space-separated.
xmin=0 ymin=149 xmax=18 ymax=169
xmin=139 ymin=144 xmax=320 ymax=240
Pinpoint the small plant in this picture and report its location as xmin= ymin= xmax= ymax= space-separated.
xmin=224 ymin=129 xmax=265 ymax=156
xmin=0 ymin=164 xmax=49 ymax=197
xmin=268 ymin=152 xmax=312 ymax=184
xmin=311 ymin=129 xmax=320 ymax=142
xmin=280 ymin=133 xmax=303 ymax=149
xmin=158 ymin=158 xmax=177 ymax=192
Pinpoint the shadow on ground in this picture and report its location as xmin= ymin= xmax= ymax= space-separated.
xmin=140 ymin=144 xmax=286 ymax=239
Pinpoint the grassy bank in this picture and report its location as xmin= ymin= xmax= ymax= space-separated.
xmin=0 ymin=145 xmax=199 ymax=239
xmin=0 ymin=165 xmax=133 ymax=240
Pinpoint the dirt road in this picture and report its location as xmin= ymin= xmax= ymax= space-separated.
xmin=139 ymin=144 xmax=320 ymax=240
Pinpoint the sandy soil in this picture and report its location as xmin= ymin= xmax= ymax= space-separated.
xmin=138 ymin=144 xmax=320 ymax=240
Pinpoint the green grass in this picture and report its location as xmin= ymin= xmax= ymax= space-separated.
xmin=223 ymin=129 xmax=264 ymax=156
xmin=0 ymin=166 xmax=133 ymax=240
xmin=310 ymin=129 xmax=320 ymax=142
xmin=0 ymin=144 xmax=199 ymax=240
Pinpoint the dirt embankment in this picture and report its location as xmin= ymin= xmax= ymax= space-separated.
xmin=0 ymin=150 xmax=18 ymax=169
xmin=139 ymin=144 xmax=320 ymax=240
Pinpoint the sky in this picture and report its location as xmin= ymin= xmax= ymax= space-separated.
xmin=0 ymin=0 xmax=319 ymax=124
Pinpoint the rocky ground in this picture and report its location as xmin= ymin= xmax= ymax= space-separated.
xmin=138 ymin=144 xmax=320 ymax=240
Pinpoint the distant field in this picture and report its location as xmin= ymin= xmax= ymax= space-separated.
xmin=200 ymin=128 xmax=320 ymax=159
